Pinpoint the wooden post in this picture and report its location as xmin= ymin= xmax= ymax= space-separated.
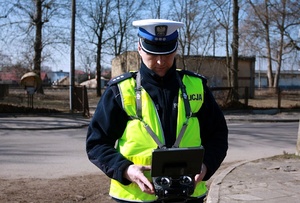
xmin=83 ymin=86 xmax=90 ymax=118
xmin=296 ymin=119 xmax=300 ymax=156
xmin=277 ymin=87 xmax=281 ymax=109
xmin=244 ymin=87 xmax=248 ymax=108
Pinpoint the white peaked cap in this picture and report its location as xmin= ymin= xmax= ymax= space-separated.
xmin=132 ymin=19 xmax=184 ymax=37
xmin=132 ymin=19 xmax=184 ymax=55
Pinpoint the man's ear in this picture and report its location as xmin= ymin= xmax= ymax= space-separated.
xmin=137 ymin=42 xmax=142 ymax=54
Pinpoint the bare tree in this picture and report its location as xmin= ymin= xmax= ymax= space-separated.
xmin=242 ymin=0 xmax=274 ymax=87
xmin=108 ymin=0 xmax=145 ymax=56
xmin=231 ymin=0 xmax=239 ymax=102
xmin=209 ymin=0 xmax=233 ymax=87
xmin=77 ymin=0 xmax=113 ymax=97
xmin=149 ymin=0 xmax=163 ymax=19
xmin=33 ymin=0 xmax=43 ymax=82
xmin=102 ymin=0 xmax=147 ymax=75
xmin=206 ymin=0 xmax=239 ymax=102
xmin=0 ymin=1 xmax=13 ymax=19
xmin=243 ymin=0 xmax=300 ymax=88
xmin=170 ymin=0 xmax=212 ymax=71
xmin=0 ymin=0 xmax=71 ymax=87
xmin=269 ymin=0 xmax=300 ymax=87
xmin=0 ymin=51 xmax=12 ymax=67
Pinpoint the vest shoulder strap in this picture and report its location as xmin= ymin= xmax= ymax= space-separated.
xmin=177 ymin=70 xmax=207 ymax=85
xmin=107 ymin=72 xmax=137 ymax=86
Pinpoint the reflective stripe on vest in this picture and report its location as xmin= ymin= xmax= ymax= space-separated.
xmin=109 ymin=73 xmax=207 ymax=201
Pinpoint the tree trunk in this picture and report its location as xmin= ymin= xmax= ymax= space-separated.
xmin=264 ymin=0 xmax=274 ymax=87
xmin=34 ymin=0 xmax=44 ymax=94
xmin=96 ymin=59 xmax=102 ymax=97
xmin=273 ymin=0 xmax=286 ymax=88
xmin=225 ymin=28 xmax=231 ymax=87
xmin=231 ymin=0 xmax=239 ymax=102
xmin=96 ymin=35 xmax=102 ymax=97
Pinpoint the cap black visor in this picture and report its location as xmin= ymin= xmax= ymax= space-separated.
xmin=139 ymin=38 xmax=178 ymax=55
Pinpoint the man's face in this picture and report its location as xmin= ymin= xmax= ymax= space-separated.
xmin=138 ymin=43 xmax=176 ymax=77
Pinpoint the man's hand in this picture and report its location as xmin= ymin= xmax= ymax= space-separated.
xmin=194 ymin=164 xmax=207 ymax=184
xmin=124 ymin=165 xmax=155 ymax=194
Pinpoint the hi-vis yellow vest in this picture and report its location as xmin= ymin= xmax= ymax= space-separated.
xmin=109 ymin=72 xmax=207 ymax=202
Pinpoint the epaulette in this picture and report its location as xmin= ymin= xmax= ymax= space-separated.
xmin=107 ymin=72 xmax=136 ymax=86
xmin=178 ymin=69 xmax=207 ymax=83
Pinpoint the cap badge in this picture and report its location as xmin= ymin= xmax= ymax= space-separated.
xmin=155 ymin=25 xmax=168 ymax=37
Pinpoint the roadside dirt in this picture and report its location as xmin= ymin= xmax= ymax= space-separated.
xmin=0 ymin=173 xmax=113 ymax=203
xmin=2 ymin=157 xmax=294 ymax=202
xmin=0 ymin=160 xmax=247 ymax=203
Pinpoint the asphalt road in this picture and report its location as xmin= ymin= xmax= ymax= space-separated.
xmin=0 ymin=127 xmax=99 ymax=179
xmin=225 ymin=122 xmax=298 ymax=162
xmin=0 ymin=122 xmax=298 ymax=179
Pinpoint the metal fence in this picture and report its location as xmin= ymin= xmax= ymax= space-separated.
xmin=211 ymin=87 xmax=300 ymax=109
xmin=1 ymin=85 xmax=300 ymax=113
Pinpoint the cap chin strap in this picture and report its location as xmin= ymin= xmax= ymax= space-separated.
xmin=132 ymin=71 xmax=192 ymax=149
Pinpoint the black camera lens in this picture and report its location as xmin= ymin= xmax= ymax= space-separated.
xmin=179 ymin=176 xmax=192 ymax=185
xmin=156 ymin=177 xmax=172 ymax=187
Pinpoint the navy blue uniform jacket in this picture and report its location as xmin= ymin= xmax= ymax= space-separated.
xmin=86 ymin=62 xmax=228 ymax=186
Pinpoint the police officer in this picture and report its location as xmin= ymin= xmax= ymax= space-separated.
xmin=86 ymin=19 xmax=228 ymax=203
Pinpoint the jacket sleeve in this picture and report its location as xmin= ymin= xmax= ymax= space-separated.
xmin=86 ymin=86 xmax=133 ymax=185
xmin=198 ymin=84 xmax=228 ymax=181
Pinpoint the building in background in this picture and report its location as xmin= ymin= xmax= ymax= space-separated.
xmin=112 ymin=52 xmax=256 ymax=97
xmin=0 ymin=71 xmax=49 ymax=85
xmin=47 ymin=71 xmax=69 ymax=86
xmin=255 ymin=70 xmax=300 ymax=89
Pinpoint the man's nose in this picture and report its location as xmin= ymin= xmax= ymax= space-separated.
xmin=156 ymin=56 xmax=165 ymax=65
